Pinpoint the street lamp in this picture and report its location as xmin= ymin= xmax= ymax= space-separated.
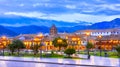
xmin=86 ymin=32 xmax=90 ymax=43
xmin=85 ymin=32 xmax=91 ymax=59
xmin=0 ymin=43 xmax=1 ymax=55
xmin=40 ymin=43 xmax=43 ymax=58
xmin=98 ymin=35 xmax=102 ymax=56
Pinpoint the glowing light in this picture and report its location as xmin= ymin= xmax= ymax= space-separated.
xmin=2 ymin=36 xmax=7 ymax=39
xmin=66 ymin=36 xmax=68 ymax=39
xmin=98 ymin=35 xmax=102 ymax=38
xmin=72 ymin=38 xmax=77 ymax=41
xmin=34 ymin=38 xmax=40 ymax=41
xmin=86 ymin=32 xmax=90 ymax=36
xmin=57 ymin=39 xmax=62 ymax=43
xmin=38 ymin=33 xmax=43 ymax=37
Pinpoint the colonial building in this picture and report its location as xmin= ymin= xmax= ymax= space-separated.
xmin=23 ymin=33 xmax=44 ymax=49
xmin=95 ymin=35 xmax=120 ymax=50
xmin=0 ymin=36 xmax=11 ymax=49
xmin=1 ymin=24 xmax=120 ymax=51
xmin=50 ymin=24 xmax=58 ymax=35
xmin=75 ymin=28 xmax=120 ymax=36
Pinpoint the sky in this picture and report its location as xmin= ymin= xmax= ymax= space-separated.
xmin=0 ymin=0 xmax=120 ymax=26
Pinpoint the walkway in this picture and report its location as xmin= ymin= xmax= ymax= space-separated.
xmin=0 ymin=55 xmax=119 ymax=67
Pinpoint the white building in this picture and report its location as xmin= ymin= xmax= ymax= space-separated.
xmin=75 ymin=28 xmax=120 ymax=36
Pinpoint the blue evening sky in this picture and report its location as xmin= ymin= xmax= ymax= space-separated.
xmin=0 ymin=0 xmax=120 ymax=26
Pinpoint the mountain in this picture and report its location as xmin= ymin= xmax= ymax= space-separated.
xmin=0 ymin=25 xmax=17 ymax=37
xmin=1 ymin=18 xmax=120 ymax=36
xmin=6 ymin=25 xmax=49 ymax=34
xmin=89 ymin=18 xmax=120 ymax=29
xmin=0 ymin=16 xmax=92 ymax=27
xmin=6 ymin=25 xmax=90 ymax=34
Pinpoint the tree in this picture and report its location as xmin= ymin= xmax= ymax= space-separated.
xmin=30 ymin=44 xmax=42 ymax=55
xmin=115 ymin=45 xmax=120 ymax=66
xmin=7 ymin=44 xmax=16 ymax=55
xmin=64 ymin=48 xmax=76 ymax=57
xmin=86 ymin=42 xmax=94 ymax=59
xmin=115 ymin=45 xmax=120 ymax=57
xmin=2 ymin=44 xmax=6 ymax=56
xmin=12 ymin=40 xmax=25 ymax=56
xmin=53 ymin=37 xmax=68 ymax=51
xmin=98 ymin=46 xmax=102 ymax=56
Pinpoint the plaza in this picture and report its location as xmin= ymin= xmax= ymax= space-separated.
xmin=0 ymin=55 xmax=119 ymax=67
xmin=0 ymin=24 xmax=119 ymax=67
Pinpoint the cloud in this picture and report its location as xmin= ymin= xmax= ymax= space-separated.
xmin=4 ymin=11 xmax=120 ymax=22
xmin=96 ymin=4 xmax=120 ymax=11
xmin=33 ymin=3 xmax=41 ymax=7
xmin=19 ymin=4 xmax=24 ymax=7
xmin=65 ymin=5 xmax=76 ymax=9
xmin=0 ymin=23 xmax=28 ymax=27
xmin=1 ymin=0 xmax=120 ymax=23
xmin=4 ymin=12 xmax=47 ymax=18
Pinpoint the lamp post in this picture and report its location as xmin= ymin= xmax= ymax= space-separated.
xmin=98 ymin=35 xmax=102 ymax=56
xmin=0 ymin=43 xmax=1 ymax=55
xmin=85 ymin=32 xmax=90 ymax=59
xmin=86 ymin=32 xmax=90 ymax=45
xmin=2 ymin=44 xmax=4 ymax=56
xmin=40 ymin=42 xmax=43 ymax=58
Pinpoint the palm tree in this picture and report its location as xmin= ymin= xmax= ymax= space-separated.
xmin=86 ymin=42 xmax=94 ymax=59
xmin=12 ymin=40 xmax=25 ymax=56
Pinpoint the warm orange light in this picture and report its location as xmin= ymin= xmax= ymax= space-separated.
xmin=78 ymin=41 xmax=80 ymax=44
xmin=66 ymin=36 xmax=68 ymax=39
xmin=2 ymin=36 xmax=7 ymax=39
xmin=34 ymin=38 xmax=40 ymax=41
xmin=38 ymin=33 xmax=43 ymax=37
xmin=72 ymin=38 xmax=77 ymax=41
xmin=57 ymin=39 xmax=62 ymax=43
xmin=98 ymin=35 xmax=102 ymax=38
xmin=86 ymin=32 xmax=90 ymax=36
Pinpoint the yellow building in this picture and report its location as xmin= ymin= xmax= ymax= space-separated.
xmin=0 ymin=36 xmax=11 ymax=49
xmin=65 ymin=35 xmax=86 ymax=50
xmin=95 ymin=35 xmax=120 ymax=50
xmin=23 ymin=33 xmax=44 ymax=49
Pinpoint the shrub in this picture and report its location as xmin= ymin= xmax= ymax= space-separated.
xmin=64 ymin=48 xmax=76 ymax=57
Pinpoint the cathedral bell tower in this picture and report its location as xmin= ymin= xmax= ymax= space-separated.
xmin=50 ymin=24 xmax=57 ymax=35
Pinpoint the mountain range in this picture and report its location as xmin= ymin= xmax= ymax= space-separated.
xmin=0 ymin=17 xmax=120 ymax=37
xmin=0 ymin=16 xmax=92 ymax=27
xmin=0 ymin=25 xmax=17 ymax=37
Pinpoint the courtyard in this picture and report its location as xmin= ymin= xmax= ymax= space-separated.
xmin=0 ymin=55 xmax=119 ymax=67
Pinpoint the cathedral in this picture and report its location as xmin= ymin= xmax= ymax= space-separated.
xmin=49 ymin=24 xmax=58 ymax=35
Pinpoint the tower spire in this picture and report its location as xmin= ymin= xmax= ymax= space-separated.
xmin=49 ymin=24 xmax=57 ymax=35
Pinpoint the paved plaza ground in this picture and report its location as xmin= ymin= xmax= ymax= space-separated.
xmin=0 ymin=55 xmax=119 ymax=67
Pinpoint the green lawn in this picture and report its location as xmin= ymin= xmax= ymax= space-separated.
xmin=1 ymin=51 xmax=119 ymax=59
xmin=79 ymin=51 xmax=120 ymax=58
xmin=1 ymin=52 xmax=81 ymax=59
